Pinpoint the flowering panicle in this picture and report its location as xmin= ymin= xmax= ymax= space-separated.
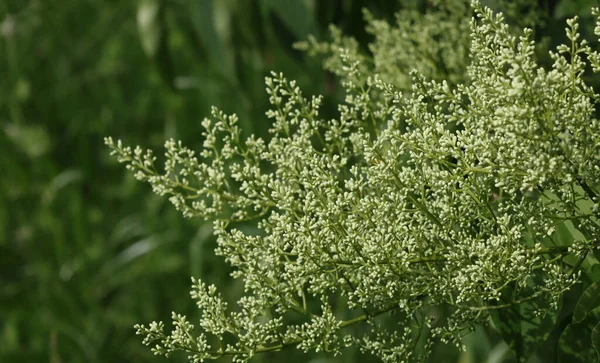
xmin=108 ymin=1 xmax=600 ymax=361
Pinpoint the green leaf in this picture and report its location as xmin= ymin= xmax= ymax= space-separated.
xmin=490 ymin=288 xmax=558 ymax=362
xmin=558 ymin=321 xmax=599 ymax=363
xmin=137 ymin=0 xmax=163 ymax=57
xmin=554 ymin=0 xmax=598 ymax=19
xmin=190 ymin=0 xmax=235 ymax=82
xmin=260 ymin=0 xmax=314 ymax=40
xmin=574 ymin=282 xmax=600 ymax=324
xmin=595 ymin=250 xmax=600 ymax=267
xmin=593 ymin=319 xmax=600 ymax=360
xmin=41 ymin=169 xmax=83 ymax=206
xmin=590 ymin=264 xmax=600 ymax=283
xmin=554 ymin=221 xmax=575 ymax=246
xmin=136 ymin=0 xmax=175 ymax=88
xmin=3 ymin=123 xmax=51 ymax=159
xmin=552 ymin=221 xmax=580 ymax=266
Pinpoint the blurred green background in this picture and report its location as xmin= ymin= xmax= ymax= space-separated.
xmin=0 ymin=0 xmax=597 ymax=362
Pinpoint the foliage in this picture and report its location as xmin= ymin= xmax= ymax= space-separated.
xmin=2 ymin=0 xmax=399 ymax=362
xmin=108 ymin=0 xmax=600 ymax=362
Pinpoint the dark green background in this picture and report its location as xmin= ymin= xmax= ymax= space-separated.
xmin=0 ymin=0 xmax=596 ymax=362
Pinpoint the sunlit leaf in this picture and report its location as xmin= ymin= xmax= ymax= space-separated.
xmin=137 ymin=0 xmax=163 ymax=57
xmin=3 ymin=123 xmax=51 ymax=159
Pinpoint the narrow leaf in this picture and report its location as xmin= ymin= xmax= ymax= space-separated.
xmin=190 ymin=0 xmax=235 ymax=82
xmin=137 ymin=0 xmax=163 ymax=57
xmin=261 ymin=0 xmax=314 ymax=39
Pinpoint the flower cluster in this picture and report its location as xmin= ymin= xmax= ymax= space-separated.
xmin=108 ymin=1 xmax=600 ymax=361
